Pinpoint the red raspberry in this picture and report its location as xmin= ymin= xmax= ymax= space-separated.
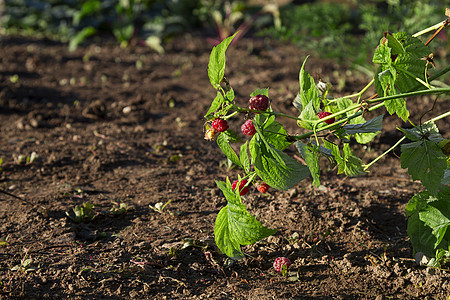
xmin=257 ymin=183 xmax=269 ymax=193
xmin=241 ymin=119 xmax=256 ymax=136
xmin=249 ymin=95 xmax=269 ymax=112
xmin=232 ymin=179 xmax=249 ymax=196
xmin=273 ymin=257 xmax=291 ymax=273
xmin=317 ymin=111 xmax=335 ymax=125
xmin=212 ymin=118 xmax=228 ymax=132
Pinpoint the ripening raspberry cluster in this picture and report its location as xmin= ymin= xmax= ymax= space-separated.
xmin=206 ymin=94 xmax=272 ymax=196
xmin=207 ymin=94 xmax=269 ymax=140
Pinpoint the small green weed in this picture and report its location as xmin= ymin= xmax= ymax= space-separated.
xmin=0 ymin=235 xmax=9 ymax=246
xmin=14 ymin=152 xmax=38 ymax=165
xmin=66 ymin=202 xmax=96 ymax=223
xmin=11 ymin=251 xmax=38 ymax=273
xmin=149 ymin=199 xmax=172 ymax=214
xmin=9 ymin=74 xmax=19 ymax=83
xmin=110 ymin=202 xmax=131 ymax=216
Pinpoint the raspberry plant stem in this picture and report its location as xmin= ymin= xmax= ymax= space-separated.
xmin=224 ymin=111 xmax=239 ymax=120
xmin=234 ymin=87 xmax=449 ymax=142
xmin=228 ymin=67 xmax=449 ymax=124
xmin=291 ymin=102 xmax=386 ymax=140
xmin=291 ymin=85 xmax=450 ymax=141
xmin=427 ymin=65 xmax=450 ymax=82
xmin=236 ymin=107 xmax=302 ymax=121
xmin=363 ymin=110 xmax=450 ymax=171
xmin=333 ymin=78 xmax=374 ymax=104
xmin=363 ymin=136 xmax=406 ymax=171
xmin=424 ymin=18 xmax=449 ymax=46
xmin=412 ymin=20 xmax=448 ymax=38
xmin=365 ymin=87 xmax=450 ymax=104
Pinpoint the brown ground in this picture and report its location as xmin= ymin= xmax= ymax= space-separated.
xmin=0 ymin=34 xmax=449 ymax=299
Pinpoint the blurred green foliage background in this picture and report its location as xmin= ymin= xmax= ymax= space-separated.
xmin=0 ymin=0 xmax=448 ymax=66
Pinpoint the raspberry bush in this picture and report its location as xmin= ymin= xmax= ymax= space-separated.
xmin=205 ymin=14 xmax=450 ymax=265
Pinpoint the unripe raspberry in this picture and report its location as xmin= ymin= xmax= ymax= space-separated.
xmin=241 ymin=119 xmax=256 ymax=136
xmin=232 ymin=179 xmax=249 ymax=196
xmin=249 ymin=94 xmax=269 ymax=112
xmin=212 ymin=118 xmax=229 ymax=132
xmin=317 ymin=111 xmax=335 ymax=125
xmin=257 ymin=183 xmax=269 ymax=193
xmin=273 ymin=257 xmax=291 ymax=273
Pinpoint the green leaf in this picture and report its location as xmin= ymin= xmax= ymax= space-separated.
xmin=400 ymin=138 xmax=447 ymax=194
xmin=419 ymin=205 xmax=450 ymax=248
xmin=217 ymin=131 xmax=242 ymax=168
xmin=407 ymin=210 xmax=437 ymax=257
xmin=392 ymin=32 xmax=429 ymax=93
xmin=372 ymin=43 xmax=392 ymax=65
xmin=374 ymin=66 xmax=409 ymax=121
xmin=298 ymin=101 xmax=318 ymax=130
xmin=342 ymin=114 xmax=383 ymax=134
xmin=113 ymin=21 xmax=134 ymax=43
xmin=226 ymin=86 xmax=235 ymax=101
xmin=73 ymin=0 xmax=101 ymax=25
xmin=442 ymin=170 xmax=450 ymax=185
xmin=333 ymin=97 xmax=353 ymax=112
xmin=405 ymin=191 xmax=437 ymax=217
xmin=406 ymin=191 xmax=450 ymax=257
xmin=373 ymin=33 xmax=429 ymax=94
xmin=208 ymin=31 xmax=240 ymax=89
xmin=322 ymin=140 xmax=364 ymax=177
xmin=250 ymin=88 xmax=269 ymax=98
xmin=250 ymin=134 xmax=310 ymax=190
xmin=292 ymin=93 xmax=302 ymax=111
xmin=221 ymin=129 xmax=242 ymax=143
xmin=296 ymin=142 xmax=320 ymax=187
xmin=69 ymin=26 xmax=97 ymax=51
xmin=398 ymin=122 xmax=444 ymax=143
xmin=240 ymin=142 xmax=250 ymax=173
xmin=373 ymin=32 xmax=429 ymax=122
xmin=385 ymin=97 xmax=409 ymax=122
xmin=379 ymin=68 xmax=397 ymax=89
xmin=323 ymin=139 xmax=341 ymax=163
xmin=341 ymin=144 xmax=365 ymax=176
xmin=205 ymin=91 xmax=225 ymax=119
xmin=313 ymin=141 xmax=336 ymax=168
xmin=342 ymin=115 xmax=383 ymax=144
xmin=254 ymin=114 xmax=291 ymax=151
xmin=330 ymin=98 xmax=383 ymax=144
xmin=385 ymin=32 xmax=406 ymax=56
xmin=298 ymin=56 xmax=320 ymax=111
xmin=214 ymin=180 xmax=277 ymax=259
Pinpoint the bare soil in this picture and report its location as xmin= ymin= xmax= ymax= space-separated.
xmin=0 ymin=34 xmax=449 ymax=299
